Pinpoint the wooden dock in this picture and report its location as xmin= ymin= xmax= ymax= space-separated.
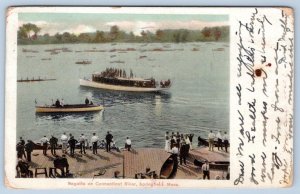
xmin=21 ymin=146 xmax=229 ymax=179
xmin=123 ymin=148 xmax=170 ymax=178
xmin=27 ymin=149 xmax=123 ymax=178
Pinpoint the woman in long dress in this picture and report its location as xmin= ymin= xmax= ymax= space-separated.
xmin=185 ymin=134 xmax=192 ymax=151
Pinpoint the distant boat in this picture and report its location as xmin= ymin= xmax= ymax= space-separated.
xmin=212 ymin=48 xmax=225 ymax=51
xmin=80 ymin=69 xmax=171 ymax=92
xmin=35 ymin=104 xmax=103 ymax=113
xmin=17 ymin=77 xmax=56 ymax=82
xmin=76 ymin=60 xmax=92 ymax=65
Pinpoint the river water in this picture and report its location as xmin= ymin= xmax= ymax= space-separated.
xmin=17 ymin=42 xmax=229 ymax=148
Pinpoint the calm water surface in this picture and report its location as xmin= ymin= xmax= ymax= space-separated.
xmin=17 ymin=42 xmax=229 ymax=148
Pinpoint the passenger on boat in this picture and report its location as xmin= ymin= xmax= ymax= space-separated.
xmin=90 ymin=101 xmax=94 ymax=105
xmin=85 ymin=97 xmax=90 ymax=105
xmin=160 ymin=81 xmax=164 ymax=88
xmin=60 ymin=99 xmax=64 ymax=107
xmin=55 ymin=99 xmax=61 ymax=107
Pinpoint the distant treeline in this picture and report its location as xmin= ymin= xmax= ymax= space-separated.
xmin=18 ymin=23 xmax=229 ymax=45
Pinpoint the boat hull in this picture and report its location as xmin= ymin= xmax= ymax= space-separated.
xmin=80 ymin=79 xmax=170 ymax=92
xmin=36 ymin=105 xmax=103 ymax=113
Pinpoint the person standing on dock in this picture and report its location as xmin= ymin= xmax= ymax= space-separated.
xmin=19 ymin=137 xmax=25 ymax=146
xmin=91 ymin=133 xmax=99 ymax=154
xmin=79 ymin=134 xmax=86 ymax=154
xmin=223 ymin=132 xmax=229 ymax=153
xmin=216 ymin=131 xmax=223 ymax=151
xmin=16 ymin=142 xmax=26 ymax=160
xmin=164 ymin=132 xmax=170 ymax=152
xmin=208 ymin=131 xmax=215 ymax=152
xmin=40 ymin=135 xmax=49 ymax=156
xmin=24 ymin=140 xmax=34 ymax=162
xmin=184 ymin=134 xmax=191 ymax=152
xmin=125 ymin=137 xmax=132 ymax=151
xmin=179 ymin=141 xmax=188 ymax=165
xmin=202 ymin=160 xmax=210 ymax=180
xmin=171 ymin=145 xmax=179 ymax=170
xmin=105 ymin=131 xmax=113 ymax=152
xmin=61 ymin=132 xmax=68 ymax=154
xmin=68 ymin=136 xmax=78 ymax=156
xmin=188 ymin=134 xmax=194 ymax=150
xmin=49 ymin=135 xmax=58 ymax=156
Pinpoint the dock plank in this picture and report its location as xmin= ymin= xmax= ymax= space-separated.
xmin=123 ymin=148 xmax=170 ymax=178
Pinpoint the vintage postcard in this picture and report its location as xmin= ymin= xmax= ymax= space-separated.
xmin=5 ymin=7 xmax=294 ymax=188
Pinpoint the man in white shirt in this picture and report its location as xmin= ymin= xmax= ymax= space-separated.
xmin=91 ymin=133 xmax=99 ymax=154
xmin=223 ymin=132 xmax=229 ymax=153
xmin=125 ymin=137 xmax=132 ymax=151
xmin=208 ymin=130 xmax=215 ymax=151
xmin=40 ymin=135 xmax=49 ymax=155
xmin=202 ymin=160 xmax=210 ymax=179
xmin=216 ymin=131 xmax=223 ymax=151
xmin=61 ymin=132 xmax=68 ymax=154
xmin=171 ymin=145 xmax=179 ymax=170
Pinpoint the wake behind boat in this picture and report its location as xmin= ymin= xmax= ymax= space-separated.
xmin=80 ymin=68 xmax=171 ymax=92
xmin=36 ymin=104 xmax=103 ymax=113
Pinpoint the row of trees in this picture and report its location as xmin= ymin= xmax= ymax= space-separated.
xmin=18 ymin=23 xmax=229 ymax=45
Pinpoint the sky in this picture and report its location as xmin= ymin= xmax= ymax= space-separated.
xmin=19 ymin=13 xmax=229 ymax=36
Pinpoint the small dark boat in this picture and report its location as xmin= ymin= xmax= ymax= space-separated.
xmin=209 ymin=163 xmax=229 ymax=171
xmin=159 ymin=156 xmax=175 ymax=179
xmin=194 ymin=159 xmax=229 ymax=171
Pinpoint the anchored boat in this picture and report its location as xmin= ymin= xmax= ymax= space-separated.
xmin=35 ymin=104 xmax=103 ymax=113
xmin=80 ymin=68 xmax=171 ymax=92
